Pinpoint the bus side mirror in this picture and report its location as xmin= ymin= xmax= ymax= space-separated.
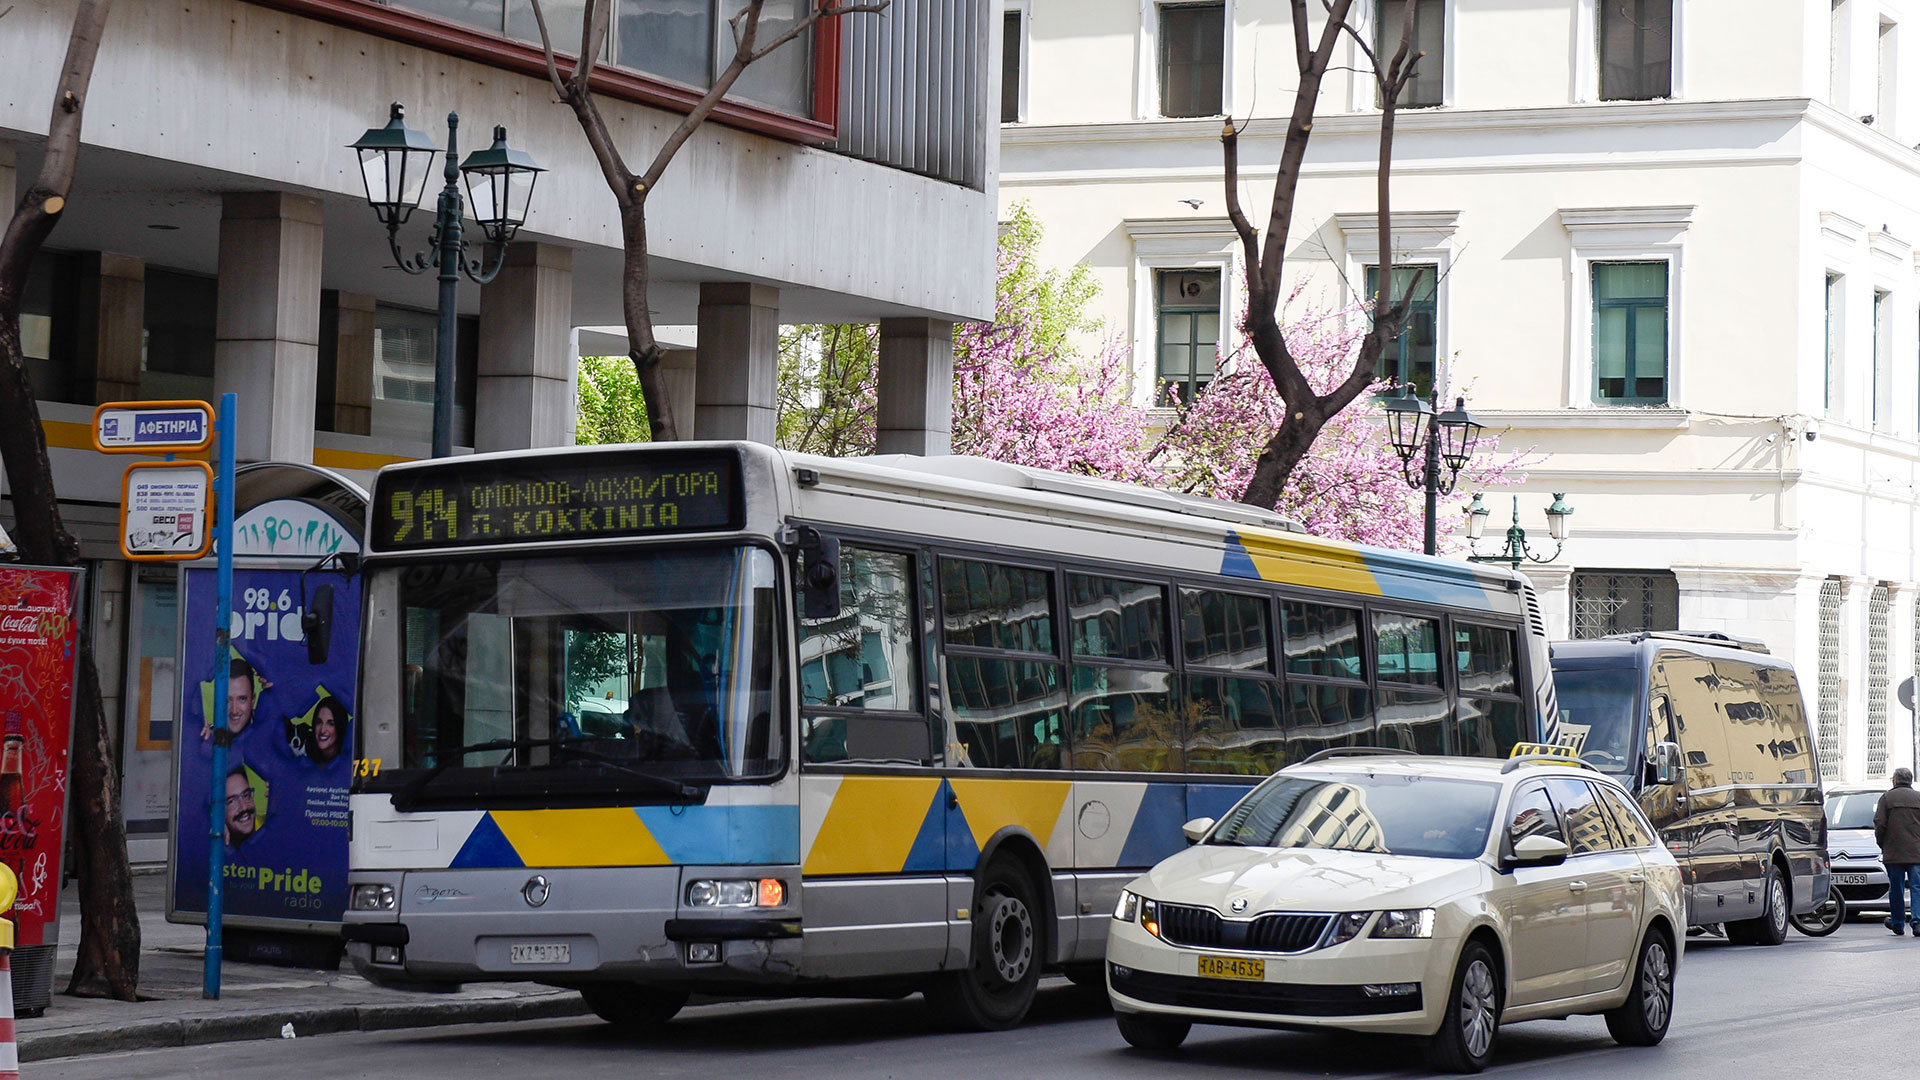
xmin=302 ymin=584 xmax=334 ymax=666
xmin=796 ymin=527 xmax=841 ymax=620
xmin=1648 ymin=740 xmax=1682 ymax=786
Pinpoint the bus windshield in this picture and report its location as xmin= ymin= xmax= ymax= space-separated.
xmin=1550 ymin=666 xmax=1641 ymax=776
xmin=386 ymin=546 xmax=782 ymax=797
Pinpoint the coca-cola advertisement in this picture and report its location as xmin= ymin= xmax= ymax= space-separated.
xmin=0 ymin=565 xmax=80 ymax=947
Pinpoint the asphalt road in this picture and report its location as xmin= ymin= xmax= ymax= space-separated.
xmin=37 ymin=920 xmax=1920 ymax=1078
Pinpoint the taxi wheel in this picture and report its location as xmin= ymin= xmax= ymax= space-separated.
xmin=1424 ymin=941 xmax=1500 ymax=1074
xmin=925 ymin=859 xmax=1043 ymax=1031
xmin=1604 ymin=928 xmax=1675 ymax=1046
xmin=580 ymin=984 xmax=689 ymax=1032
xmin=1115 ymin=1010 xmax=1191 ymax=1051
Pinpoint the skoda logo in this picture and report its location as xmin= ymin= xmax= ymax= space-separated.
xmin=1230 ymin=898 xmax=1249 ymax=914
xmin=522 ymin=875 xmax=551 ymax=908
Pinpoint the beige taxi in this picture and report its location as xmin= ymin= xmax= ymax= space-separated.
xmin=1106 ymin=750 xmax=1686 ymax=1073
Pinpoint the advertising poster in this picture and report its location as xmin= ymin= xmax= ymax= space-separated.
xmin=0 ymin=566 xmax=80 ymax=947
xmin=173 ymin=566 xmax=359 ymax=925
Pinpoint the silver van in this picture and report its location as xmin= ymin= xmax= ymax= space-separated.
xmin=1549 ymin=632 xmax=1827 ymax=944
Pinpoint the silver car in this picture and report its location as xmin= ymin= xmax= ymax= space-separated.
xmin=1826 ymin=786 xmax=1889 ymax=912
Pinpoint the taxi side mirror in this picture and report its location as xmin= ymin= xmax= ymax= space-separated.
xmin=1506 ymin=834 xmax=1570 ymax=869
xmin=1181 ymin=817 xmax=1216 ymax=845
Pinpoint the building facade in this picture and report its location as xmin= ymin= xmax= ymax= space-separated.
xmin=1 ymin=0 xmax=998 ymax=864
xmin=999 ymin=0 xmax=1920 ymax=782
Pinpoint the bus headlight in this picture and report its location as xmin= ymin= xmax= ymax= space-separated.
xmin=350 ymin=884 xmax=396 ymax=912
xmin=685 ymin=878 xmax=786 ymax=908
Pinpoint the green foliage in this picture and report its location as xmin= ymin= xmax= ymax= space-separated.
xmin=777 ymin=324 xmax=878 ymax=455
xmin=575 ymin=354 xmax=649 ymax=445
xmin=980 ymin=202 xmax=1103 ymax=367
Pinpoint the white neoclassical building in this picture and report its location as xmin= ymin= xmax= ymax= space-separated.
xmin=997 ymin=0 xmax=1920 ymax=782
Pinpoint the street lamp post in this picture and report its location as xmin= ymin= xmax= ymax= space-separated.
xmin=1464 ymin=492 xmax=1575 ymax=569
xmin=1383 ymin=385 xmax=1485 ymax=555
xmin=350 ymin=103 xmax=544 ymax=458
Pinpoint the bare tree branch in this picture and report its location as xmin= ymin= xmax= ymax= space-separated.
xmin=527 ymin=0 xmax=571 ymax=101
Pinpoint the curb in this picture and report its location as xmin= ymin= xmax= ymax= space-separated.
xmin=18 ymin=992 xmax=591 ymax=1063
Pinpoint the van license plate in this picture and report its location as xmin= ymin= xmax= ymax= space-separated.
xmin=1832 ymin=874 xmax=1871 ymax=885
xmin=509 ymin=943 xmax=570 ymax=965
xmin=1197 ymin=955 xmax=1264 ymax=981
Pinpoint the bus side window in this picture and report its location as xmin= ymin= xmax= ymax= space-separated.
xmin=799 ymin=546 xmax=930 ymax=765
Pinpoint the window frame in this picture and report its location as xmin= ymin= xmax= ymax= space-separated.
xmin=1561 ymin=206 xmax=1690 ymax=410
xmin=1372 ymin=0 xmax=1448 ymax=109
xmin=1574 ymin=0 xmax=1686 ymax=104
xmin=1152 ymin=268 xmax=1224 ymax=407
xmin=1138 ymin=0 xmax=1234 ymax=120
xmin=1000 ymin=2 xmax=1030 ymax=125
xmin=257 ymin=0 xmax=844 ymax=144
xmin=1363 ymin=263 xmax=1440 ymax=397
xmin=1589 ymin=260 xmax=1672 ymax=406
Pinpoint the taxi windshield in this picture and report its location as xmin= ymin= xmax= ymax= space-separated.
xmin=1208 ymin=772 xmax=1500 ymax=859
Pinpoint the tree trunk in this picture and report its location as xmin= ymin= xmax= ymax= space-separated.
xmin=0 ymin=0 xmax=140 ymax=1001
xmin=619 ymin=201 xmax=679 ymax=442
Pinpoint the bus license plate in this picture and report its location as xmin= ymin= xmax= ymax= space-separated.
xmin=509 ymin=943 xmax=570 ymax=965
xmin=1832 ymin=874 xmax=1871 ymax=885
xmin=1197 ymin=955 xmax=1264 ymax=981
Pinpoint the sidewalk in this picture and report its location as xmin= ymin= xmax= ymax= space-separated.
xmin=17 ymin=872 xmax=587 ymax=1063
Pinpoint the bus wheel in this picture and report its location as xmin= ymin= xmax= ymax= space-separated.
xmin=925 ymin=859 xmax=1043 ymax=1031
xmin=580 ymin=984 xmax=689 ymax=1032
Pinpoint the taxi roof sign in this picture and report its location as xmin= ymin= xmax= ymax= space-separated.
xmin=92 ymin=399 xmax=214 ymax=454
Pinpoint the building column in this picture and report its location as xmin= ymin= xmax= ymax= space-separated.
xmin=73 ymin=252 xmax=145 ymax=404
xmin=694 ymin=283 xmax=779 ymax=444
xmin=659 ymin=349 xmax=698 ymax=442
xmin=476 ymin=242 xmax=575 ymax=452
xmin=330 ymin=292 xmax=377 ymax=435
xmin=1888 ymin=583 xmax=1918 ymax=775
xmin=876 ymin=318 xmax=954 ymax=456
xmin=1840 ymin=575 xmax=1874 ymax=783
xmin=213 ymin=192 xmax=323 ymax=463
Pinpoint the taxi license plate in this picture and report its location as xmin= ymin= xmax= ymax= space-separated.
xmin=1833 ymin=873 xmax=1871 ymax=885
xmin=1197 ymin=955 xmax=1265 ymax=981
xmin=509 ymin=943 xmax=570 ymax=965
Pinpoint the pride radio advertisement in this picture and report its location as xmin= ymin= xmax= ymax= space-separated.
xmin=171 ymin=563 xmax=359 ymax=928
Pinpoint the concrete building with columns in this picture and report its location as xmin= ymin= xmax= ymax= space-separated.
xmin=2 ymin=0 xmax=997 ymax=864
xmin=997 ymin=0 xmax=1920 ymax=782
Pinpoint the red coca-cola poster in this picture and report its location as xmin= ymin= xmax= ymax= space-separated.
xmin=0 ymin=565 xmax=80 ymax=946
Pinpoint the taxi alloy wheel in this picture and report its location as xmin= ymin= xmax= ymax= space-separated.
xmin=1604 ymin=928 xmax=1675 ymax=1047
xmin=1425 ymin=941 xmax=1500 ymax=1074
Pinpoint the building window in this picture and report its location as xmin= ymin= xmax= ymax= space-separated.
xmin=366 ymin=305 xmax=477 ymax=445
xmin=1591 ymin=261 xmax=1668 ymax=404
xmin=1817 ymin=577 xmax=1842 ymax=780
xmin=1001 ymin=8 xmax=1024 ymax=123
xmin=1598 ymin=0 xmax=1672 ymax=101
xmin=19 ymin=251 xmax=78 ymax=404
xmin=1155 ymin=269 xmax=1221 ymax=406
xmin=141 ymin=269 xmax=218 ymax=400
xmin=1571 ymin=570 xmax=1677 ymax=639
xmin=1376 ymin=0 xmax=1444 ymax=108
xmin=1824 ymin=273 xmax=1843 ymax=415
xmin=1872 ymin=289 xmax=1891 ymax=430
xmin=1364 ymin=265 xmax=1438 ymax=397
xmin=1159 ymin=3 xmax=1225 ymax=118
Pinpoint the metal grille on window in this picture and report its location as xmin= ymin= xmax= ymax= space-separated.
xmin=1570 ymin=571 xmax=1678 ymax=639
xmin=1818 ymin=577 xmax=1842 ymax=781
xmin=1868 ymin=583 xmax=1889 ymax=776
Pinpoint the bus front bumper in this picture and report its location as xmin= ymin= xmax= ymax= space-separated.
xmin=343 ymin=866 xmax=803 ymax=989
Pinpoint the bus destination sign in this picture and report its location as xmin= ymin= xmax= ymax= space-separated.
xmin=372 ymin=452 xmax=740 ymax=551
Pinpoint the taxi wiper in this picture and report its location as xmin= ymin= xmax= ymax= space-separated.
xmin=394 ymin=735 xmax=700 ymax=809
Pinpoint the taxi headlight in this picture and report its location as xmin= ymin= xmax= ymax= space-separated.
xmin=1324 ymin=910 xmax=1372 ymax=947
xmin=1140 ymin=898 xmax=1163 ymax=939
xmin=1114 ymin=889 xmax=1139 ymax=922
xmin=350 ymin=884 xmax=395 ymax=912
xmin=1370 ymin=908 xmax=1437 ymax=939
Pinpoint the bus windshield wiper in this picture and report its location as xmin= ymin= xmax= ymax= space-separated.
xmin=394 ymin=735 xmax=700 ymax=809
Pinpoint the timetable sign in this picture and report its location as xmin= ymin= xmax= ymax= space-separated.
xmin=120 ymin=461 xmax=214 ymax=561
xmin=93 ymin=400 xmax=214 ymax=453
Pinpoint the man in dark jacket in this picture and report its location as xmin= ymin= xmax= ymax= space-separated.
xmin=1874 ymin=767 xmax=1920 ymax=935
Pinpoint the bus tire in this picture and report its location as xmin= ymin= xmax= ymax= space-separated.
xmin=924 ymin=859 xmax=1043 ymax=1031
xmin=580 ymin=983 xmax=688 ymax=1032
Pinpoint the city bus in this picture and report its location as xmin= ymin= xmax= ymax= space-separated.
xmin=340 ymin=441 xmax=1558 ymax=1032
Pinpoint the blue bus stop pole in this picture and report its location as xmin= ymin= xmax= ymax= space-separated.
xmin=204 ymin=392 xmax=236 ymax=999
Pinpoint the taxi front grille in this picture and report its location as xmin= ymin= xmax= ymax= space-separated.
xmin=1153 ymin=903 xmax=1331 ymax=953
